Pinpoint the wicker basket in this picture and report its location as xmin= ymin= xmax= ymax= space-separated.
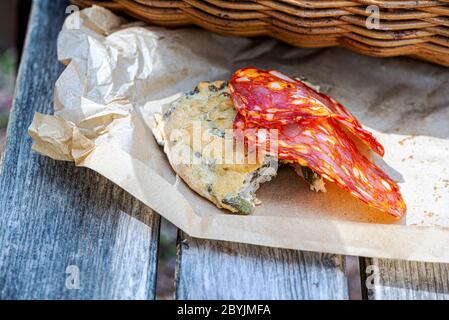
xmin=71 ymin=0 xmax=449 ymax=66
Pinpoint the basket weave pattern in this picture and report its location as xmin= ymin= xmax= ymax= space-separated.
xmin=72 ymin=0 xmax=449 ymax=66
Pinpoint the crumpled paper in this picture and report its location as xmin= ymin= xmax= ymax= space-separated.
xmin=29 ymin=6 xmax=449 ymax=263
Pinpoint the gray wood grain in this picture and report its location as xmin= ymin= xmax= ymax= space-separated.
xmin=361 ymin=258 xmax=449 ymax=300
xmin=176 ymin=232 xmax=349 ymax=300
xmin=0 ymin=0 xmax=160 ymax=300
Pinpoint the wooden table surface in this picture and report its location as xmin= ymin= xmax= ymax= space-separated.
xmin=0 ymin=0 xmax=448 ymax=300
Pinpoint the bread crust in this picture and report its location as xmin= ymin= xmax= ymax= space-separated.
xmin=153 ymin=81 xmax=276 ymax=214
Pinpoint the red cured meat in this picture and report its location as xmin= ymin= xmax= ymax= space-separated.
xmin=231 ymin=68 xmax=406 ymax=217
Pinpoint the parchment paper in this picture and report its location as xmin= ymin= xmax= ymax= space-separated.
xmin=29 ymin=6 xmax=449 ymax=263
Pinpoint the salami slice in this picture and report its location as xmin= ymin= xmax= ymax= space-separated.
xmin=234 ymin=114 xmax=406 ymax=217
xmin=230 ymin=68 xmax=385 ymax=156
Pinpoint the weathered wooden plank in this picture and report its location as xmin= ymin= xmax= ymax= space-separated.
xmin=0 ymin=0 xmax=160 ymax=300
xmin=176 ymin=232 xmax=349 ymax=300
xmin=361 ymin=258 xmax=449 ymax=300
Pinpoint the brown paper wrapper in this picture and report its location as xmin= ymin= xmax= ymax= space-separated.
xmin=29 ymin=6 xmax=449 ymax=263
